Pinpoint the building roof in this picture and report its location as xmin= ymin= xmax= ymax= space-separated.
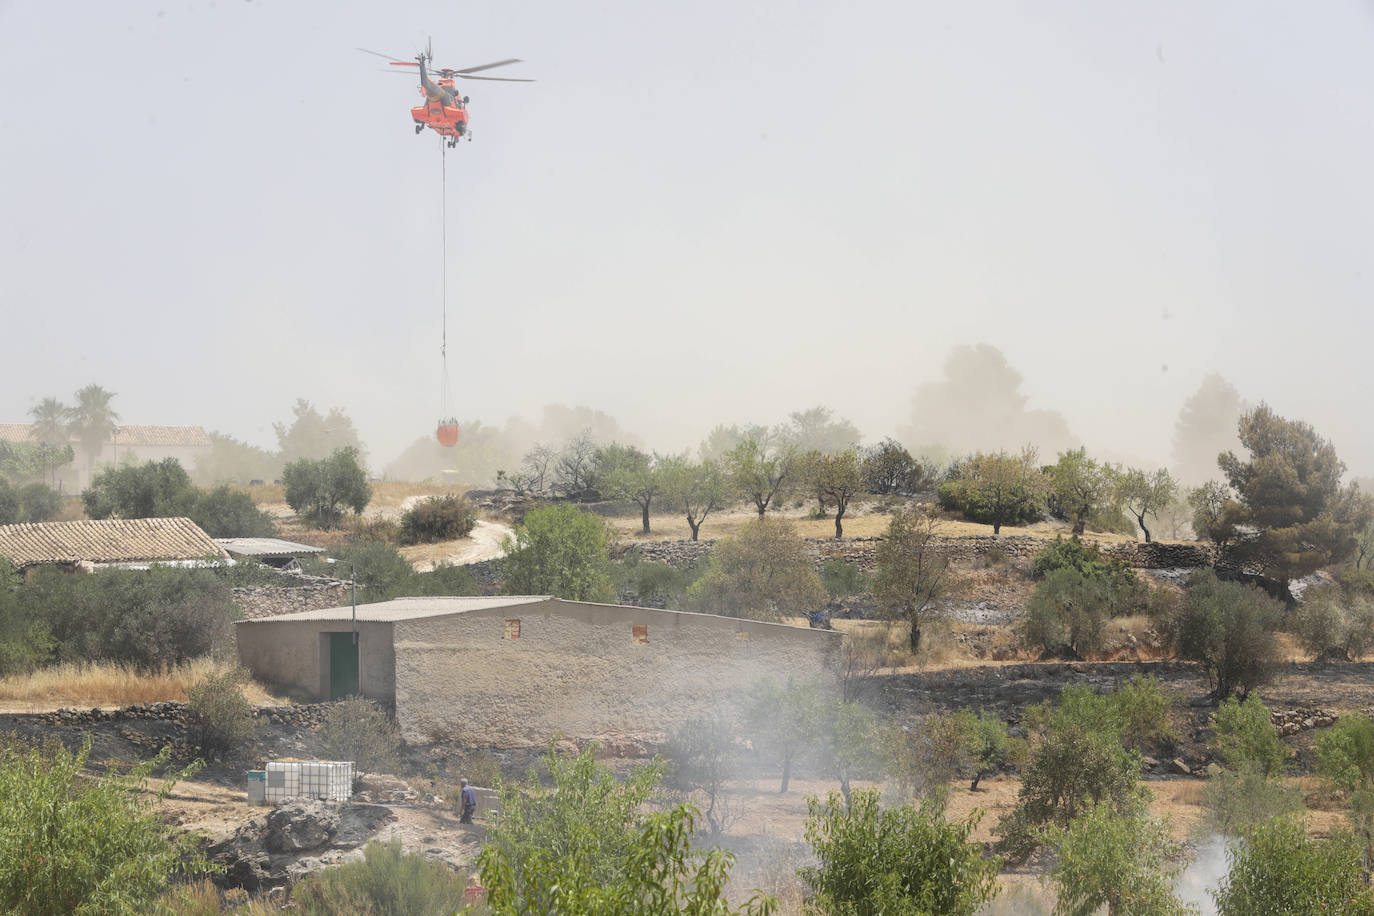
xmin=215 ymin=537 xmax=325 ymax=559
xmin=0 ymin=517 xmax=228 ymax=568
xmin=0 ymin=424 xmax=212 ymax=448
xmin=241 ymin=596 xmax=554 ymax=623
xmin=236 ymin=596 xmax=840 ymax=637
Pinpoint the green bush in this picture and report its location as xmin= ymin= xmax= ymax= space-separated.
xmin=16 ymin=482 xmax=62 ymax=522
xmin=0 ymin=738 xmax=210 ymax=915
xmin=1203 ymin=769 xmax=1303 ymax=835
xmin=1212 ymin=695 xmax=1290 ymax=777
xmin=1022 ymin=568 xmax=1110 ymax=658
xmin=283 ymin=447 xmax=371 ymax=529
xmin=1292 ymin=586 xmax=1374 ymax=660
xmin=1046 ymin=801 xmax=1191 ymax=916
xmin=801 ymin=789 xmax=998 ymax=916
xmin=500 ymin=503 xmax=615 ymax=602
xmin=820 ymin=559 xmax=864 ymax=598
xmin=996 ymin=689 xmax=1146 ymax=862
xmin=314 ymin=697 xmax=402 ymax=773
xmin=186 ymin=667 xmax=256 ymax=762
xmin=399 ymin=494 xmax=477 ymax=545
xmin=611 ymin=555 xmax=700 ymax=608
xmin=1212 ymin=818 xmax=1374 ymax=915
xmin=188 ymin=485 xmax=276 ymax=538
xmin=1112 ymin=675 xmax=1178 ymax=750
xmin=478 ymin=743 xmax=773 ymax=914
xmin=17 ymin=565 xmax=238 ymax=670
xmin=1317 ymin=715 xmax=1374 ymax=794
xmin=291 ymin=839 xmax=468 ymax=916
xmin=1174 ymin=569 xmax=1283 ymax=699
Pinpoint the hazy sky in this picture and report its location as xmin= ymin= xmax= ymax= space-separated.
xmin=3 ymin=1 xmax=1373 ymax=472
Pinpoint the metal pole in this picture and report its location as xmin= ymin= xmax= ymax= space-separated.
xmin=351 ymin=562 xmax=357 ymax=645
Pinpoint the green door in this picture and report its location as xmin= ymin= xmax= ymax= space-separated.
xmin=328 ymin=632 xmax=359 ymax=699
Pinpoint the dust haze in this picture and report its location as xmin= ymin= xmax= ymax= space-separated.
xmin=4 ymin=3 xmax=1374 ymax=477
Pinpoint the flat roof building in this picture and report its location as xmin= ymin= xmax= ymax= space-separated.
xmin=236 ymin=596 xmax=840 ymax=746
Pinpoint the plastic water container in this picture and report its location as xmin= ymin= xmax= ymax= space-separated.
xmin=246 ymin=770 xmax=266 ymax=806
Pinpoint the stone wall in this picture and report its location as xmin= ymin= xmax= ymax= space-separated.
xmin=391 ymin=598 xmax=841 ymax=746
xmin=233 ymin=576 xmax=358 ymax=620
xmin=625 ymin=534 xmax=1219 ymax=573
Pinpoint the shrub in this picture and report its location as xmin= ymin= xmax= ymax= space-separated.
xmin=186 ymin=667 xmax=256 ymax=762
xmin=1046 ymin=801 xmax=1191 ymax=916
xmin=611 ymin=555 xmax=699 ymax=608
xmin=314 ymin=697 xmax=402 ymax=773
xmin=1203 ymin=769 xmax=1303 ymax=834
xmin=1292 ymin=586 xmax=1374 ymax=660
xmin=1317 ymin=716 xmax=1374 ymax=794
xmin=996 ymin=700 xmax=1144 ymax=862
xmin=188 ymin=485 xmax=277 ymax=538
xmin=0 ymin=737 xmax=209 ymax=915
xmin=478 ymin=743 xmax=773 ymax=914
xmin=801 ymin=789 xmax=998 ymax=916
xmin=688 ymin=518 xmax=826 ymax=621
xmin=291 ymin=839 xmax=468 ymax=916
xmin=1173 ymin=569 xmax=1283 ymax=699
xmin=16 ymin=482 xmax=61 ymax=522
xmin=665 ymin=712 xmax=744 ymax=838
xmin=500 ymin=503 xmax=615 ymax=602
xmin=1212 ymin=695 xmax=1290 ymax=778
xmin=1212 ymin=818 xmax=1374 ymax=915
xmin=283 ymin=447 xmax=371 ymax=528
xmin=910 ymin=709 xmax=1010 ymax=793
xmin=305 ymin=539 xmax=418 ymax=601
xmin=1112 ymin=675 xmax=1178 ymax=750
xmin=1022 ymin=568 xmax=1110 ymax=658
xmin=820 ymin=558 xmax=864 ymax=598
xmin=412 ymin=561 xmax=478 ymax=597
xmin=399 ymin=494 xmax=477 ymax=545
xmin=18 ymin=565 xmax=238 ymax=670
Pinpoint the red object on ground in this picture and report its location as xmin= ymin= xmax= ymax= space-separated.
xmin=436 ymin=424 xmax=460 ymax=447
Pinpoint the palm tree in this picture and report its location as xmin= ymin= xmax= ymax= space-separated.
xmin=68 ymin=385 xmax=119 ymax=484
xmin=27 ymin=397 xmax=71 ymax=488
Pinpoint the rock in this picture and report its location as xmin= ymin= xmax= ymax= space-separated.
xmin=266 ymin=801 xmax=339 ymax=853
xmin=1172 ymin=758 xmax=1192 ymax=776
xmin=1205 ymin=763 xmax=1223 ymax=778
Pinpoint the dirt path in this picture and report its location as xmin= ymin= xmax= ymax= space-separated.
xmin=401 ymin=518 xmax=514 ymax=572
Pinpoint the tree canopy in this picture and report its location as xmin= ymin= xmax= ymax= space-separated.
xmin=1218 ymin=404 xmax=1373 ymax=585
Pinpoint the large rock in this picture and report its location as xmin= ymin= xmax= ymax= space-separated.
xmin=266 ymin=800 xmax=340 ymax=853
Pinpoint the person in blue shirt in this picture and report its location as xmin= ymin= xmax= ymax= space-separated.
xmin=460 ymin=778 xmax=477 ymax=823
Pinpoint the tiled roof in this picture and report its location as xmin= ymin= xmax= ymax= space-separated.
xmin=0 ymin=518 xmax=228 ymax=568
xmin=0 ymin=424 xmax=212 ymax=448
xmin=215 ymin=537 xmax=325 ymax=559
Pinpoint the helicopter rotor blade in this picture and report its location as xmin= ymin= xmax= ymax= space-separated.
xmin=357 ymin=47 xmax=408 ymax=63
xmin=387 ymin=61 xmax=420 ymax=68
xmin=457 ymin=74 xmax=535 ymax=82
xmin=454 ymin=58 xmax=523 ymax=75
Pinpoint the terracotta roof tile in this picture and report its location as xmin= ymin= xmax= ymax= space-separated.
xmin=0 ymin=518 xmax=228 ymax=568
xmin=0 ymin=424 xmax=212 ymax=448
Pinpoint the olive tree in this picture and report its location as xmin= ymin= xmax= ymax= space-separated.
xmin=872 ymin=506 xmax=949 ymax=652
xmin=1113 ymin=465 xmax=1177 ymax=543
xmin=658 ymin=455 xmax=729 ymax=541
xmin=283 ymin=446 xmax=371 ymax=528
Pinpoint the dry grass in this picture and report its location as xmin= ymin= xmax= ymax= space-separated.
xmin=0 ymin=658 xmax=283 ymax=711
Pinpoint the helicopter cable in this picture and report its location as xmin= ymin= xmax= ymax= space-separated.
xmin=440 ymin=137 xmax=450 ymax=421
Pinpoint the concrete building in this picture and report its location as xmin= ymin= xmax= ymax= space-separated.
xmin=0 ymin=517 xmax=229 ymax=575
xmin=236 ymin=596 xmax=841 ymax=745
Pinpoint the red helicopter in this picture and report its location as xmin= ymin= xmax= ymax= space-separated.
xmin=359 ymin=44 xmax=532 ymax=148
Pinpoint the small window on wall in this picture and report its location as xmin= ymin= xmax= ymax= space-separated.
xmin=632 ymin=624 xmax=649 ymax=644
xmin=504 ymin=619 xmax=521 ymax=639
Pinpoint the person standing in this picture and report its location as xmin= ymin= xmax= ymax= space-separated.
xmin=460 ymin=778 xmax=477 ymax=823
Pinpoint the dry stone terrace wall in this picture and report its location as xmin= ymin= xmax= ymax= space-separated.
xmin=232 ymin=577 xmax=356 ymax=620
xmin=625 ymin=534 xmax=1219 ymax=572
